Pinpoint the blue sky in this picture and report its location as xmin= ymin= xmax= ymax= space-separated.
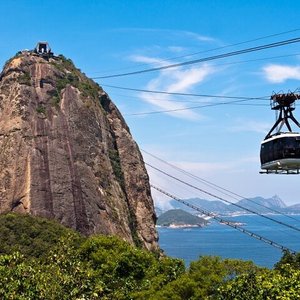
xmin=1 ymin=0 xmax=300 ymax=206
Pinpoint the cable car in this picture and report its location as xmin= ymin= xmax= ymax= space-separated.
xmin=260 ymin=92 xmax=300 ymax=174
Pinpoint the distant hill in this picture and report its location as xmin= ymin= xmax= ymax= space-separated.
xmin=283 ymin=204 xmax=300 ymax=214
xmin=166 ymin=195 xmax=300 ymax=215
xmin=157 ymin=209 xmax=208 ymax=227
xmin=287 ymin=203 xmax=300 ymax=210
xmin=228 ymin=195 xmax=287 ymax=214
xmin=169 ymin=198 xmax=229 ymax=214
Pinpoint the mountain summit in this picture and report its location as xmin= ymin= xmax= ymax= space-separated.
xmin=0 ymin=45 xmax=158 ymax=250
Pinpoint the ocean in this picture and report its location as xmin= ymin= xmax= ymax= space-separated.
xmin=157 ymin=214 xmax=300 ymax=268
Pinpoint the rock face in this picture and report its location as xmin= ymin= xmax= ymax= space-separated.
xmin=0 ymin=51 xmax=158 ymax=250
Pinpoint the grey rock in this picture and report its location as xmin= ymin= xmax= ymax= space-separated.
xmin=0 ymin=52 xmax=158 ymax=250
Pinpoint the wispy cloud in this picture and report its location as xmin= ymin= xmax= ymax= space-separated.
xmin=229 ymin=118 xmax=271 ymax=134
xmin=182 ymin=31 xmax=217 ymax=43
xmin=130 ymin=55 xmax=217 ymax=119
xmin=166 ymin=66 xmax=214 ymax=92
xmin=262 ymin=64 xmax=300 ymax=83
xmin=111 ymin=28 xmax=217 ymax=44
xmin=167 ymin=46 xmax=186 ymax=53
xmin=129 ymin=55 xmax=169 ymax=67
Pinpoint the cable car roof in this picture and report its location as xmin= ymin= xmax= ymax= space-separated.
xmin=261 ymin=132 xmax=300 ymax=144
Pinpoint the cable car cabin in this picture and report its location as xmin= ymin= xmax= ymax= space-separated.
xmin=260 ymin=133 xmax=300 ymax=173
xmin=260 ymin=92 xmax=300 ymax=174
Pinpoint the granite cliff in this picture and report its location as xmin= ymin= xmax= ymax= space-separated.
xmin=0 ymin=48 xmax=158 ymax=250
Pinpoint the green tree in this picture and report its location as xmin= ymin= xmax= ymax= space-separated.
xmin=0 ymin=213 xmax=81 ymax=258
xmin=141 ymin=256 xmax=259 ymax=300
xmin=275 ymin=250 xmax=300 ymax=270
xmin=3 ymin=213 xmax=299 ymax=300
xmin=79 ymin=235 xmax=185 ymax=299
xmin=216 ymin=266 xmax=300 ymax=300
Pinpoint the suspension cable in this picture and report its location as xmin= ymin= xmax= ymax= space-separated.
xmin=142 ymin=149 xmax=300 ymax=225
xmin=147 ymin=162 xmax=300 ymax=234
xmin=125 ymin=98 xmax=268 ymax=116
xmin=151 ymin=184 xmax=297 ymax=254
xmin=101 ymin=84 xmax=268 ymax=100
xmin=92 ymin=37 xmax=300 ymax=79
xmin=92 ymin=28 xmax=300 ymax=74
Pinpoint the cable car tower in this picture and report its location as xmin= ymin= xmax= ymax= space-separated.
xmin=260 ymin=91 xmax=300 ymax=174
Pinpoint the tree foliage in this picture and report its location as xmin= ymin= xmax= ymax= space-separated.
xmin=215 ymin=266 xmax=300 ymax=299
xmin=142 ymin=256 xmax=259 ymax=300
xmin=0 ymin=214 xmax=184 ymax=299
xmin=0 ymin=213 xmax=81 ymax=258
xmin=0 ymin=213 xmax=299 ymax=299
xmin=157 ymin=209 xmax=207 ymax=226
xmin=274 ymin=250 xmax=300 ymax=270
xmin=214 ymin=251 xmax=300 ymax=299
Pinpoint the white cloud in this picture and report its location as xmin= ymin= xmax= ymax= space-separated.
xmin=168 ymin=46 xmax=186 ymax=53
xmin=129 ymin=55 xmax=169 ymax=67
xmin=112 ymin=28 xmax=217 ymax=43
xmin=262 ymin=64 xmax=300 ymax=83
xmin=166 ymin=66 xmax=213 ymax=92
xmin=140 ymin=92 xmax=201 ymax=120
xmin=179 ymin=30 xmax=217 ymax=43
xmin=129 ymin=54 xmax=217 ymax=119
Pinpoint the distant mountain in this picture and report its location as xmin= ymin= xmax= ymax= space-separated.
xmin=284 ymin=203 xmax=300 ymax=214
xmin=228 ymin=195 xmax=287 ymax=214
xmin=157 ymin=209 xmax=208 ymax=227
xmin=167 ymin=196 xmax=300 ymax=215
xmin=287 ymin=203 xmax=300 ymax=210
xmin=169 ymin=198 xmax=229 ymax=214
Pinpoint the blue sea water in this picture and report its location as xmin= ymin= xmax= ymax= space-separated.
xmin=157 ymin=215 xmax=300 ymax=268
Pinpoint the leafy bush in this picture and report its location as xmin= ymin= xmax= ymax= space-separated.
xmin=216 ymin=266 xmax=300 ymax=299
xmin=79 ymin=235 xmax=185 ymax=299
xmin=274 ymin=250 xmax=300 ymax=270
xmin=0 ymin=214 xmax=184 ymax=299
xmin=144 ymin=256 xmax=260 ymax=300
xmin=0 ymin=213 xmax=80 ymax=258
xmin=0 ymin=213 xmax=299 ymax=299
xmin=52 ymin=55 xmax=99 ymax=100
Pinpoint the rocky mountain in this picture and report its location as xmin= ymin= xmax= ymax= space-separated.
xmin=0 ymin=48 xmax=158 ymax=250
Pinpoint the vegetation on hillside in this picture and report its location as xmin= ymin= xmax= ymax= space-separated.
xmin=0 ymin=213 xmax=299 ymax=299
xmin=157 ymin=209 xmax=207 ymax=226
xmin=0 ymin=213 xmax=81 ymax=258
xmin=51 ymin=55 xmax=100 ymax=100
